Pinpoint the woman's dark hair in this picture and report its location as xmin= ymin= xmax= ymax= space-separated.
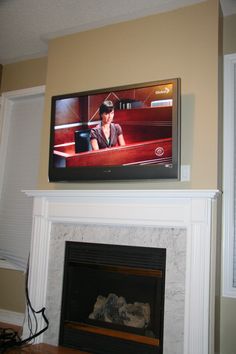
xmin=99 ymin=100 xmax=114 ymax=118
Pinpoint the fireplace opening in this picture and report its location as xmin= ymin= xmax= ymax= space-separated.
xmin=59 ymin=241 xmax=166 ymax=354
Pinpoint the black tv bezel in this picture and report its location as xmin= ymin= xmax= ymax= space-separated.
xmin=48 ymin=78 xmax=181 ymax=182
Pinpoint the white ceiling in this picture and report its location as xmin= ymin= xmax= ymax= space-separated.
xmin=0 ymin=0 xmax=235 ymax=65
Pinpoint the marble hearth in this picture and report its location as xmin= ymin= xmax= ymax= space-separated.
xmin=23 ymin=189 xmax=219 ymax=354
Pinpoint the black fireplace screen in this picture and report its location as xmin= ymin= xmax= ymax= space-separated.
xmin=59 ymin=241 xmax=166 ymax=354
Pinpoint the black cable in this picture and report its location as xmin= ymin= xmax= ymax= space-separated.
xmin=24 ymin=258 xmax=39 ymax=341
xmin=0 ymin=327 xmax=21 ymax=353
xmin=0 ymin=256 xmax=49 ymax=352
xmin=19 ymin=257 xmax=49 ymax=345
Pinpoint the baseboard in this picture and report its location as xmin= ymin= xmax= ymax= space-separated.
xmin=0 ymin=256 xmax=25 ymax=271
xmin=0 ymin=308 xmax=24 ymax=326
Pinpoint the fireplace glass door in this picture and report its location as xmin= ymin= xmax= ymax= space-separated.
xmin=59 ymin=241 xmax=166 ymax=354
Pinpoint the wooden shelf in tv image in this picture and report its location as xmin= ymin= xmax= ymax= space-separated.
xmin=52 ymin=105 xmax=173 ymax=168
xmin=64 ymin=138 xmax=172 ymax=167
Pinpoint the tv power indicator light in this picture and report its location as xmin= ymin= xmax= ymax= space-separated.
xmin=103 ymin=169 xmax=112 ymax=173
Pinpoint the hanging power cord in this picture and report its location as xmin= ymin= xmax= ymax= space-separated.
xmin=0 ymin=257 xmax=49 ymax=353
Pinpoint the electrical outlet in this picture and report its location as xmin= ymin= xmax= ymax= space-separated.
xmin=181 ymin=165 xmax=191 ymax=181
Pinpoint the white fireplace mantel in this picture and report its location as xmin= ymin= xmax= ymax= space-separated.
xmin=23 ymin=189 xmax=220 ymax=354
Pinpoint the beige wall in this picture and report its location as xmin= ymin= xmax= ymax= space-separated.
xmin=0 ymin=59 xmax=46 ymax=315
xmin=0 ymin=57 xmax=47 ymax=313
xmin=0 ymin=1 xmax=224 ymax=346
xmin=0 ymin=269 xmax=25 ymax=312
xmin=220 ymin=297 xmax=236 ymax=354
xmin=38 ymin=0 xmax=221 ymax=190
xmin=0 ymin=56 xmax=47 ymax=93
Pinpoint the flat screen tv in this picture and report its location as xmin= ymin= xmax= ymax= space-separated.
xmin=48 ymin=78 xmax=181 ymax=181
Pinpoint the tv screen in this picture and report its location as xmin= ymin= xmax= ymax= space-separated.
xmin=48 ymin=78 xmax=181 ymax=181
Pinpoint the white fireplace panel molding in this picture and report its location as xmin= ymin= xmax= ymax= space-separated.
xmin=23 ymin=189 xmax=219 ymax=354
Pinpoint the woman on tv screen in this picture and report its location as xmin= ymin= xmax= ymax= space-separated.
xmin=90 ymin=100 xmax=126 ymax=150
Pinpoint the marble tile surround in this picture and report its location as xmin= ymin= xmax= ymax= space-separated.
xmin=44 ymin=223 xmax=186 ymax=354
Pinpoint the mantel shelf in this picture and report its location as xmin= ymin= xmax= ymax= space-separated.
xmin=22 ymin=189 xmax=220 ymax=200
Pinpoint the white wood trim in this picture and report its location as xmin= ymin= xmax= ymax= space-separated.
xmin=0 ymin=309 xmax=24 ymax=326
xmin=23 ymin=189 xmax=219 ymax=354
xmin=23 ymin=189 xmax=219 ymax=199
xmin=0 ymin=258 xmax=23 ymax=271
xmin=222 ymin=53 xmax=236 ymax=298
xmin=0 ymin=86 xmax=45 ymax=198
xmin=1 ymin=86 xmax=45 ymax=99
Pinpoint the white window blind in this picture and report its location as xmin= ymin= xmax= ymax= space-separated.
xmin=0 ymin=93 xmax=44 ymax=270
